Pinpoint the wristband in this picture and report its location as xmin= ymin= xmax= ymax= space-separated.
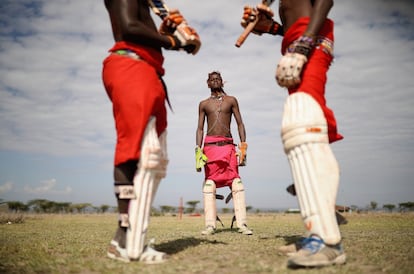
xmin=298 ymin=35 xmax=315 ymax=46
xmin=269 ymin=21 xmax=283 ymax=36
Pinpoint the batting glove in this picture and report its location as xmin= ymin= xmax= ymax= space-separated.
xmin=195 ymin=146 xmax=208 ymax=172
xmin=238 ymin=142 xmax=248 ymax=166
xmin=240 ymin=4 xmax=282 ymax=36
xmin=159 ymin=9 xmax=185 ymax=34
xmin=276 ymin=35 xmax=315 ymax=88
xmin=160 ymin=9 xmax=201 ymax=55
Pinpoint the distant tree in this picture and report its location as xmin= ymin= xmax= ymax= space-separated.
xmin=71 ymin=203 xmax=92 ymax=213
xmin=246 ymin=206 xmax=253 ymax=212
xmin=222 ymin=208 xmax=230 ymax=214
xmin=160 ymin=205 xmax=175 ymax=214
xmin=350 ymin=205 xmax=359 ymax=212
xmin=53 ymin=202 xmax=72 ymax=213
xmin=399 ymin=202 xmax=414 ymax=211
xmin=383 ymin=204 xmax=396 ymax=212
xmin=186 ymin=200 xmax=200 ymax=214
xmin=27 ymin=199 xmax=52 ymax=213
xmin=151 ymin=206 xmax=161 ymax=216
xmin=100 ymin=204 xmax=110 ymax=213
xmin=7 ymin=201 xmax=28 ymax=212
xmin=370 ymin=201 xmax=378 ymax=211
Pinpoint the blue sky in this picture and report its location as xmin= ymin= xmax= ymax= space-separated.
xmin=0 ymin=0 xmax=413 ymax=210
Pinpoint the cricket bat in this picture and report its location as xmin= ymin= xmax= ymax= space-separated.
xmin=148 ymin=0 xmax=201 ymax=55
xmin=148 ymin=0 xmax=169 ymax=19
xmin=235 ymin=0 xmax=275 ymax=48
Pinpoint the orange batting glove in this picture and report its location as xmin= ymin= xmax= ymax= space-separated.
xmin=238 ymin=142 xmax=248 ymax=166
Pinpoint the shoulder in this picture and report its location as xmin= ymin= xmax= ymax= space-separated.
xmin=199 ymin=98 xmax=210 ymax=106
xmin=224 ymin=95 xmax=238 ymax=103
xmin=200 ymin=97 xmax=211 ymax=103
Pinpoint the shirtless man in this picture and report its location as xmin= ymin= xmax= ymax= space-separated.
xmin=240 ymin=0 xmax=346 ymax=268
xmin=195 ymin=71 xmax=252 ymax=236
xmin=102 ymin=0 xmax=200 ymax=263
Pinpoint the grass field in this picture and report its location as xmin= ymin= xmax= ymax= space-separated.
xmin=1 ymin=212 xmax=413 ymax=274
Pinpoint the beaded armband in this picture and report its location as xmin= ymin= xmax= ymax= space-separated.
xmin=287 ymin=35 xmax=315 ymax=57
xmin=316 ymin=37 xmax=334 ymax=57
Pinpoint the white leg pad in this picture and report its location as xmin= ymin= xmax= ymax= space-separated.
xmin=203 ymin=179 xmax=216 ymax=228
xmin=127 ymin=117 xmax=168 ymax=259
xmin=231 ymin=178 xmax=247 ymax=228
xmin=281 ymin=92 xmax=341 ymax=245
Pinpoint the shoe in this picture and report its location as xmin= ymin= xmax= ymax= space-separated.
xmin=278 ymin=236 xmax=312 ymax=256
xmin=201 ymin=225 xmax=216 ymax=235
xmin=139 ymin=238 xmax=168 ymax=264
xmin=237 ymin=224 xmax=253 ymax=235
xmin=278 ymin=242 xmax=301 ymax=256
xmin=107 ymin=240 xmax=130 ymax=263
xmin=287 ymin=236 xmax=346 ymax=267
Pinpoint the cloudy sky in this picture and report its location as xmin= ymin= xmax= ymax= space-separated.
xmin=0 ymin=0 xmax=413 ymax=211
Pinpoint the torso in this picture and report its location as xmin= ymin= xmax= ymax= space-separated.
xmin=201 ymin=94 xmax=235 ymax=138
xmin=279 ymin=0 xmax=313 ymax=31
xmin=105 ymin=0 xmax=160 ymax=51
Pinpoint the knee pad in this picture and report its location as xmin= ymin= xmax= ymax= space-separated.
xmin=281 ymin=93 xmax=329 ymax=151
xmin=281 ymin=92 xmax=341 ymax=244
xmin=203 ymin=179 xmax=217 ymax=228
xmin=231 ymin=178 xmax=244 ymax=197
xmin=231 ymin=178 xmax=247 ymax=228
xmin=127 ymin=117 xmax=168 ymax=259
xmin=203 ymin=179 xmax=216 ymax=193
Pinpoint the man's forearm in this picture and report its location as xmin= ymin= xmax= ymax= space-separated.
xmin=196 ymin=129 xmax=204 ymax=147
xmin=305 ymin=0 xmax=333 ymax=36
xmin=238 ymin=124 xmax=246 ymax=143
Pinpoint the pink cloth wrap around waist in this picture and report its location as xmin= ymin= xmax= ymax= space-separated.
xmin=282 ymin=17 xmax=343 ymax=143
xmin=203 ymin=136 xmax=240 ymax=188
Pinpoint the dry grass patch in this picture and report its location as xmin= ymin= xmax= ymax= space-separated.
xmin=0 ymin=212 xmax=413 ymax=274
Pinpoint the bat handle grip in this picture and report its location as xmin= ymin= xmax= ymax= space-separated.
xmin=235 ymin=17 xmax=259 ymax=48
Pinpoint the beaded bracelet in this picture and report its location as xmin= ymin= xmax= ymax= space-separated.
xmin=297 ymin=35 xmax=315 ymax=47
xmin=287 ymin=35 xmax=315 ymax=57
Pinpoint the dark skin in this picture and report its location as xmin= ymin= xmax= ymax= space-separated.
xmin=196 ymin=73 xmax=246 ymax=148
xmin=104 ymin=0 xmax=177 ymax=182
xmin=104 ymin=0 xmax=173 ymax=53
xmin=104 ymin=0 xmax=178 ymax=249
xmin=278 ymin=0 xmax=333 ymax=36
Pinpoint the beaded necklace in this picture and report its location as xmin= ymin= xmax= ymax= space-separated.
xmin=206 ymin=94 xmax=230 ymax=135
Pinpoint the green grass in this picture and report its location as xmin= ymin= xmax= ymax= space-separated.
xmin=1 ymin=213 xmax=413 ymax=273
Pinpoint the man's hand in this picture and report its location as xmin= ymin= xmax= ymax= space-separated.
xmin=238 ymin=142 xmax=248 ymax=166
xmin=195 ymin=146 xmax=208 ymax=172
xmin=173 ymin=21 xmax=201 ymax=54
xmin=159 ymin=9 xmax=201 ymax=55
xmin=159 ymin=9 xmax=184 ymax=33
xmin=240 ymin=4 xmax=282 ymax=36
xmin=276 ymin=35 xmax=314 ymax=88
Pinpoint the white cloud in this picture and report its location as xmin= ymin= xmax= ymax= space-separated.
xmin=24 ymin=178 xmax=72 ymax=195
xmin=0 ymin=182 xmax=13 ymax=194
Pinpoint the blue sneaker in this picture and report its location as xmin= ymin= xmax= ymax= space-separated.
xmin=288 ymin=236 xmax=346 ymax=267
